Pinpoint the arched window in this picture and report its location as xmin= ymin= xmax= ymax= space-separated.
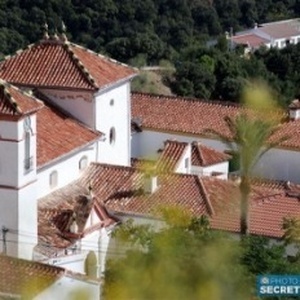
xmin=109 ymin=127 xmax=116 ymax=145
xmin=49 ymin=171 xmax=58 ymax=188
xmin=79 ymin=156 xmax=88 ymax=171
xmin=23 ymin=116 xmax=33 ymax=171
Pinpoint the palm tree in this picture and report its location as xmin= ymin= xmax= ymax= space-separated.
xmin=207 ymin=84 xmax=288 ymax=236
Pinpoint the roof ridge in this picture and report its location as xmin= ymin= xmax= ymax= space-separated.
xmin=0 ymin=80 xmax=22 ymax=115
xmin=197 ymin=177 xmax=215 ymax=216
xmin=63 ymin=43 xmax=98 ymax=89
xmin=2 ymin=42 xmax=36 ymax=62
xmin=90 ymin=162 xmax=137 ymax=172
xmin=132 ymin=92 xmax=241 ymax=108
xmin=71 ymin=43 xmax=138 ymax=72
xmin=194 ymin=143 xmax=205 ymax=166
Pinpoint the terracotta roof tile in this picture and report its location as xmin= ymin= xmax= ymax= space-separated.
xmin=156 ymin=140 xmax=188 ymax=172
xmin=38 ymin=163 xmax=300 ymax=239
xmin=71 ymin=45 xmax=137 ymax=89
xmin=191 ymin=142 xmax=231 ymax=166
xmin=0 ymin=80 xmax=43 ymax=118
xmin=38 ymin=180 xmax=117 ymax=257
xmin=201 ymin=177 xmax=300 ymax=238
xmin=0 ymin=40 xmax=137 ymax=91
xmin=36 ymin=104 xmax=100 ymax=167
xmin=132 ymin=92 xmax=240 ymax=137
xmin=132 ymin=92 xmax=300 ymax=151
xmin=0 ymin=254 xmax=64 ymax=298
xmin=231 ymin=34 xmax=270 ymax=48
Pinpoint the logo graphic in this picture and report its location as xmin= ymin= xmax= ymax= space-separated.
xmin=261 ymin=277 xmax=269 ymax=285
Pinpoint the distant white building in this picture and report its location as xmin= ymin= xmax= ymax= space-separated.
xmin=229 ymin=18 xmax=300 ymax=51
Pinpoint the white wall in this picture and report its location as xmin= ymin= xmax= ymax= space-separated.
xmin=48 ymin=253 xmax=87 ymax=274
xmin=0 ymin=115 xmax=37 ymax=187
xmin=133 ymin=129 xmax=300 ymax=183
xmin=41 ymin=89 xmax=94 ymax=129
xmin=191 ymin=161 xmax=229 ymax=179
xmin=254 ymin=147 xmax=300 ymax=183
xmin=37 ymin=142 xmax=98 ymax=198
xmin=81 ymin=227 xmax=112 ymax=275
xmin=132 ymin=130 xmax=227 ymax=159
xmin=95 ymin=82 xmax=131 ymax=166
xmin=0 ymin=183 xmax=37 ymax=260
xmin=35 ymin=276 xmax=100 ymax=300
xmin=175 ymin=144 xmax=191 ymax=174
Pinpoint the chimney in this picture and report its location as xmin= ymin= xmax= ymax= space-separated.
xmin=144 ymin=173 xmax=158 ymax=194
xmin=289 ymin=99 xmax=300 ymax=120
xmin=254 ymin=22 xmax=258 ymax=29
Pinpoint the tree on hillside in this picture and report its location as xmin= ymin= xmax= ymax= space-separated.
xmin=207 ymin=83 xmax=288 ymax=236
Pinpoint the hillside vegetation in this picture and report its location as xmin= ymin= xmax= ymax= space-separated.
xmin=1 ymin=0 xmax=300 ymax=104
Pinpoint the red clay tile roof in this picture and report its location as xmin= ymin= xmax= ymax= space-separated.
xmin=38 ymin=163 xmax=300 ymax=240
xmin=132 ymin=92 xmax=240 ymax=137
xmin=201 ymin=177 xmax=300 ymax=238
xmin=0 ymin=40 xmax=137 ymax=91
xmin=36 ymin=103 xmax=100 ymax=167
xmin=231 ymin=34 xmax=269 ymax=48
xmin=38 ymin=180 xmax=117 ymax=257
xmin=0 ymin=254 xmax=64 ymax=298
xmin=191 ymin=142 xmax=231 ymax=166
xmin=156 ymin=140 xmax=188 ymax=172
xmin=0 ymin=80 xmax=43 ymax=118
xmin=132 ymin=92 xmax=300 ymax=151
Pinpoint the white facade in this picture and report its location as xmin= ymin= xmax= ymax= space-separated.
xmin=40 ymin=89 xmax=94 ymax=129
xmin=37 ymin=142 xmax=98 ymax=198
xmin=95 ymin=82 xmax=131 ymax=166
xmin=132 ymin=130 xmax=226 ymax=159
xmin=191 ymin=161 xmax=229 ymax=179
xmin=132 ymin=129 xmax=300 ymax=182
xmin=0 ymin=115 xmax=38 ymax=259
xmin=175 ymin=144 xmax=191 ymax=174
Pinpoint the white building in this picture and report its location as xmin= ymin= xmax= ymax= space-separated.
xmin=0 ymin=31 xmax=136 ymax=284
xmin=1 ymin=27 xmax=300 ymax=292
xmin=230 ymin=18 xmax=300 ymax=51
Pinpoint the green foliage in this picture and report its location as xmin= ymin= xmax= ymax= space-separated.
xmin=105 ymin=213 xmax=300 ymax=300
xmin=1 ymin=0 xmax=300 ymax=103
xmin=105 ymin=216 xmax=250 ymax=300
xmin=241 ymin=236 xmax=292 ymax=274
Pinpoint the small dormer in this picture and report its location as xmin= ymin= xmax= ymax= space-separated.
xmin=191 ymin=142 xmax=231 ymax=179
xmin=155 ymin=140 xmax=190 ymax=174
xmin=289 ymin=99 xmax=300 ymax=120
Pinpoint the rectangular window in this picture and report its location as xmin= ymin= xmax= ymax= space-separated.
xmin=185 ymin=158 xmax=189 ymax=169
xmin=24 ymin=132 xmax=33 ymax=170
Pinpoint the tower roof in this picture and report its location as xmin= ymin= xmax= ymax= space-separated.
xmin=0 ymin=39 xmax=137 ymax=91
xmin=0 ymin=80 xmax=43 ymax=119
